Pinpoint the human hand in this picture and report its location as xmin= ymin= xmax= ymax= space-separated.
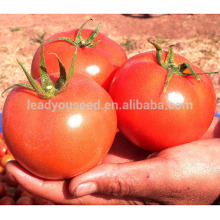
xmin=5 ymin=118 xmax=220 ymax=205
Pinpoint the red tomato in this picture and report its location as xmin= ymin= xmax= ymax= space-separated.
xmin=15 ymin=184 xmax=24 ymax=196
xmin=34 ymin=196 xmax=55 ymax=205
xmin=0 ymin=196 xmax=15 ymax=205
xmin=20 ymin=190 xmax=35 ymax=200
xmin=0 ymin=182 xmax=5 ymax=197
xmin=0 ymin=168 xmax=5 ymax=175
xmin=31 ymin=20 xmax=127 ymax=90
xmin=16 ymin=196 xmax=34 ymax=205
xmin=6 ymin=148 xmax=12 ymax=155
xmin=0 ymin=154 xmax=15 ymax=168
xmin=4 ymin=185 xmax=18 ymax=199
xmin=109 ymin=40 xmax=216 ymax=152
xmin=2 ymin=173 xmax=18 ymax=187
xmin=0 ymin=142 xmax=7 ymax=157
xmin=2 ymin=72 xmax=117 ymax=179
xmin=0 ymin=133 xmax=3 ymax=141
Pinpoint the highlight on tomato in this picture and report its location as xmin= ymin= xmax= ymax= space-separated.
xmin=109 ymin=39 xmax=217 ymax=152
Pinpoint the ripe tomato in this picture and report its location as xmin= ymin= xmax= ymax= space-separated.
xmin=31 ymin=19 xmax=127 ymax=90
xmin=15 ymin=184 xmax=24 ymax=196
xmin=0 ymin=154 xmax=15 ymax=167
xmin=0 ymin=133 xmax=3 ymax=140
xmin=6 ymin=148 xmax=12 ymax=155
xmin=0 ymin=182 xmax=5 ymax=197
xmin=0 ymin=142 xmax=7 ymax=157
xmin=2 ymin=173 xmax=18 ymax=187
xmin=0 ymin=167 xmax=5 ymax=175
xmin=16 ymin=196 xmax=34 ymax=205
xmin=20 ymin=189 xmax=35 ymax=200
xmin=0 ymin=196 xmax=15 ymax=205
xmin=109 ymin=40 xmax=216 ymax=151
xmin=4 ymin=184 xmax=18 ymax=199
xmin=3 ymin=69 xmax=117 ymax=179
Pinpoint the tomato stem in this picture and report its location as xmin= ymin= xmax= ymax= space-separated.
xmin=2 ymin=44 xmax=77 ymax=99
xmin=39 ymin=44 xmax=56 ymax=93
xmin=148 ymin=39 xmax=219 ymax=93
xmin=47 ymin=19 xmax=101 ymax=48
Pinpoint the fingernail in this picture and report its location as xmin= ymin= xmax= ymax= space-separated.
xmin=74 ymin=182 xmax=97 ymax=198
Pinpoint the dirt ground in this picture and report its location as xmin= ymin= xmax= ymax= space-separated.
xmin=0 ymin=14 xmax=220 ymax=111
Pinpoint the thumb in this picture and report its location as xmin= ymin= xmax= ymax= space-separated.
xmin=69 ymin=158 xmax=165 ymax=198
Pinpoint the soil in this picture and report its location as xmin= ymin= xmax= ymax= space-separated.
xmin=0 ymin=14 xmax=220 ymax=111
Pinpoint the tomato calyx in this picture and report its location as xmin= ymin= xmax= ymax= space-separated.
xmin=148 ymin=39 xmax=219 ymax=93
xmin=2 ymin=44 xmax=77 ymax=99
xmin=47 ymin=18 xmax=101 ymax=48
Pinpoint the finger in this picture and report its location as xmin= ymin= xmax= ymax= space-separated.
xmin=69 ymin=138 xmax=220 ymax=201
xmin=68 ymin=193 xmax=147 ymax=205
xmin=5 ymin=161 xmax=75 ymax=204
xmin=5 ymin=161 xmax=146 ymax=205
xmin=201 ymin=117 xmax=220 ymax=139
xmin=69 ymin=159 xmax=165 ymax=199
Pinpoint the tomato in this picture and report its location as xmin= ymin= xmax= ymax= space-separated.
xmin=0 ymin=196 xmax=15 ymax=205
xmin=0 ymin=154 xmax=15 ymax=168
xmin=109 ymin=40 xmax=216 ymax=151
xmin=20 ymin=189 xmax=35 ymax=200
xmin=2 ymin=47 xmax=117 ymax=179
xmin=16 ymin=196 xmax=34 ymax=205
xmin=34 ymin=196 xmax=55 ymax=205
xmin=0 ymin=182 xmax=5 ymax=197
xmin=0 ymin=142 xmax=7 ymax=157
xmin=2 ymin=173 xmax=18 ymax=187
xmin=6 ymin=148 xmax=12 ymax=155
xmin=0 ymin=133 xmax=3 ymax=141
xmin=4 ymin=185 xmax=18 ymax=199
xmin=15 ymin=184 xmax=23 ymax=196
xmin=0 ymin=166 xmax=5 ymax=175
xmin=31 ymin=19 xmax=127 ymax=90
xmin=3 ymin=75 xmax=117 ymax=179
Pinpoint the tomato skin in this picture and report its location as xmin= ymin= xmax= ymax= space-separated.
xmin=0 ymin=196 xmax=15 ymax=205
xmin=0 ymin=174 xmax=3 ymax=182
xmin=0 ymin=142 xmax=7 ymax=157
xmin=4 ymin=186 xmax=17 ymax=199
xmin=109 ymin=51 xmax=216 ymax=152
xmin=16 ymin=196 xmax=34 ymax=205
xmin=0 ymin=182 xmax=5 ymax=197
xmin=0 ymin=155 xmax=15 ymax=168
xmin=6 ymin=148 xmax=12 ymax=155
xmin=2 ymin=173 xmax=18 ymax=187
xmin=0 ymin=168 xmax=4 ymax=175
xmin=31 ymin=29 xmax=127 ymax=90
xmin=20 ymin=190 xmax=35 ymax=200
xmin=2 ymin=73 xmax=117 ymax=179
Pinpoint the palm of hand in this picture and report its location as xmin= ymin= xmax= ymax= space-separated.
xmin=5 ymin=118 xmax=220 ymax=205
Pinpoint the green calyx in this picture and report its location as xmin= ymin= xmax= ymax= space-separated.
xmin=2 ymin=44 xmax=77 ymax=99
xmin=148 ymin=39 xmax=219 ymax=93
xmin=47 ymin=18 xmax=101 ymax=48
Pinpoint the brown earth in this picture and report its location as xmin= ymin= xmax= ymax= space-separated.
xmin=0 ymin=14 xmax=220 ymax=111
